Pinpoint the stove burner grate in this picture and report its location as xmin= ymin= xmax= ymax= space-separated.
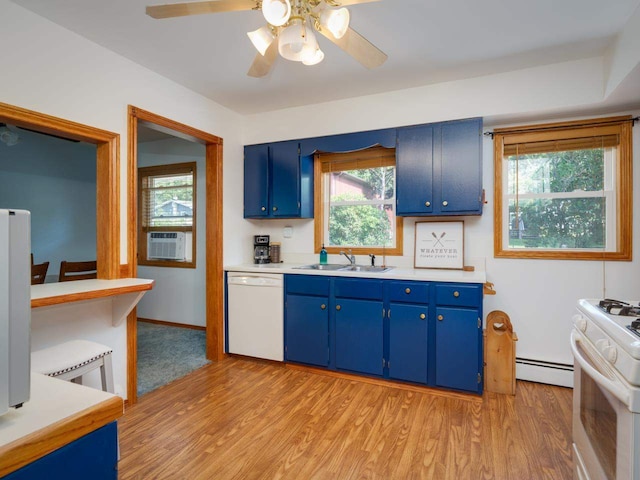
xmin=599 ymin=299 xmax=640 ymax=317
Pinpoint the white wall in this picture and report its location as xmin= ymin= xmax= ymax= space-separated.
xmin=0 ymin=129 xmax=97 ymax=279
xmin=136 ymin=138 xmax=207 ymax=327
xmin=0 ymin=1 xmax=246 ymax=398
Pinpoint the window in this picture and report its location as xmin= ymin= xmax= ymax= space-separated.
xmin=493 ymin=116 xmax=632 ymax=260
xmin=138 ymin=162 xmax=196 ymax=267
xmin=314 ymin=147 xmax=403 ymax=255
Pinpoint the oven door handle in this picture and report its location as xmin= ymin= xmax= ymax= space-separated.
xmin=570 ymin=331 xmax=630 ymax=406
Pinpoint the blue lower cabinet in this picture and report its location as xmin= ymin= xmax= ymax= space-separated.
xmin=435 ymin=307 xmax=482 ymax=393
xmin=335 ymin=298 xmax=384 ymax=376
xmin=285 ymin=294 xmax=329 ymax=367
xmin=6 ymin=422 xmax=118 ymax=480
xmin=388 ymin=303 xmax=428 ymax=384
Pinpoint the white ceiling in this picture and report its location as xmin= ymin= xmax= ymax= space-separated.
xmin=11 ymin=0 xmax=640 ymax=115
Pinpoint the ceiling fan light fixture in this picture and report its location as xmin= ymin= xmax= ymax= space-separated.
xmin=320 ymin=7 xmax=349 ymax=39
xmin=302 ymin=45 xmax=324 ymax=66
xmin=247 ymin=26 xmax=275 ymax=56
xmin=262 ymin=0 xmax=291 ymax=27
xmin=279 ymin=17 xmax=316 ymax=62
xmin=0 ymin=126 xmax=19 ymax=147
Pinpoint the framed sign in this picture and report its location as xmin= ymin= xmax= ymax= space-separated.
xmin=414 ymin=221 xmax=464 ymax=269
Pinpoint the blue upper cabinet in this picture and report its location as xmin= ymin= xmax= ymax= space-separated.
xmin=244 ymin=141 xmax=313 ymax=219
xmin=397 ymin=118 xmax=483 ymax=216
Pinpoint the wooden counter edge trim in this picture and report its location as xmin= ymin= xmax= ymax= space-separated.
xmin=284 ymin=363 xmax=483 ymax=403
xmin=0 ymin=395 xmax=123 ymax=477
xmin=31 ymin=282 xmax=154 ymax=309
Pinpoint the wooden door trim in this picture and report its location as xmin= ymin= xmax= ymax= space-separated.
xmin=0 ymin=101 xmax=120 ymax=279
xmin=127 ymin=106 xmax=224 ymax=404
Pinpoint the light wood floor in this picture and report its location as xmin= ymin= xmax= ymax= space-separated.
xmin=118 ymin=357 xmax=574 ymax=479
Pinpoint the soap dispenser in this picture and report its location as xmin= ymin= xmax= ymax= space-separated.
xmin=319 ymin=244 xmax=328 ymax=264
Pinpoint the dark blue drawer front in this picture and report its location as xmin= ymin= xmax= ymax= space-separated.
xmin=286 ymin=274 xmax=330 ymax=296
xmin=435 ymin=283 xmax=482 ymax=308
xmin=334 ymin=278 xmax=383 ymax=300
xmin=388 ymin=281 xmax=430 ymax=304
xmin=6 ymin=422 xmax=118 ymax=480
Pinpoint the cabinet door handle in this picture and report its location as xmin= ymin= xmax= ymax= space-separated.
xmin=425 ymin=201 xmax=431 ymax=207
xmin=272 ymin=206 xmax=278 ymax=212
xmin=336 ymin=305 xmax=341 ymax=311
xmin=320 ymin=304 xmax=326 ymax=310
xmin=420 ymin=313 xmax=426 ymax=320
xmin=261 ymin=206 xmax=266 ymax=211
xmin=405 ymin=288 xmax=411 ymax=294
xmin=437 ymin=314 xmax=444 ymax=321
xmin=453 ymin=291 xmax=460 ymax=298
xmin=442 ymin=201 xmax=448 ymax=207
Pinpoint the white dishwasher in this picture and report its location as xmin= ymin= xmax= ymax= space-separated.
xmin=227 ymin=272 xmax=284 ymax=361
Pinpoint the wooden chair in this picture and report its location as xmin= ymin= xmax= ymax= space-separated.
xmin=58 ymin=260 xmax=97 ymax=282
xmin=31 ymin=261 xmax=49 ymax=285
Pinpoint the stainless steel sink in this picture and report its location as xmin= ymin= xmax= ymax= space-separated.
xmin=293 ymin=264 xmax=346 ymax=271
xmin=294 ymin=264 xmax=393 ymax=273
xmin=340 ymin=265 xmax=394 ymax=273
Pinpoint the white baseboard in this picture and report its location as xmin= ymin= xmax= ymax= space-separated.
xmin=515 ymin=358 xmax=574 ymax=388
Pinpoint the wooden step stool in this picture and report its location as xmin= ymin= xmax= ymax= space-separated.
xmin=484 ymin=310 xmax=518 ymax=395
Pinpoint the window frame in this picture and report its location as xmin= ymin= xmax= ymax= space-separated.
xmin=493 ymin=116 xmax=632 ymax=260
xmin=137 ymin=162 xmax=197 ymax=268
xmin=314 ymin=147 xmax=403 ymax=256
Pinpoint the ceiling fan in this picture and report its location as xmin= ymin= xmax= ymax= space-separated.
xmin=146 ymin=0 xmax=387 ymax=77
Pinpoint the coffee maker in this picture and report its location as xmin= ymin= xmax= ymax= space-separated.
xmin=253 ymin=235 xmax=270 ymax=264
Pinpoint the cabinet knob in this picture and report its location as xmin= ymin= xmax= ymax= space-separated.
xmin=425 ymin=201 xmax=431 ymax=207
xmin=437 ymin=314 xmax=444 ymax=321
xmin=442 ymin=201 xmax=448 ymax=207
xmin=453 ymin=291 xmax=460 ymax=298
xmin=420 ymin=313 xmax=426 ymax=320
xmin=261 ymin=206 xmax=266 ymax=211
xmin=405 ymin=288 xmax=411 ymax=294
xmin=320 ymin=304 xmax=326 ymax=310
xmin=336 ymin=305 xmax=341 ymax=311
xmin=272 ymin=206 xmax=278 ymax=212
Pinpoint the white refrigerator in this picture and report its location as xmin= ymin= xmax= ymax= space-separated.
xmin=0 ymin=209 xmax=31 ymax=415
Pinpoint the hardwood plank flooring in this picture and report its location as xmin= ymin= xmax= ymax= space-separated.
xmin=118 ymin=357 xmax=573 ymax=479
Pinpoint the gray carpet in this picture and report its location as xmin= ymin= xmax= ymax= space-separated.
xmin=137 ymin=321 xmax=210 ymax=396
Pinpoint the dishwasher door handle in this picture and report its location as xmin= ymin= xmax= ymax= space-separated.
xmin=227 ymin=275 xmax=283 ymax=287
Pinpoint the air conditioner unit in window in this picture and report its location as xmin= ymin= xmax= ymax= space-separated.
xmin=148 ymin=232 xmax=186 ymax=260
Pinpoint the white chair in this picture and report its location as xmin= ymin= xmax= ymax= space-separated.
xmin=31 ymin=339 xmax=115 ymax=393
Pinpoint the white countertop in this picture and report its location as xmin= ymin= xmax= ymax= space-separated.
xmin=0 ymin=374 xmax=123 ymax=476
xmin=31 ymin=278 xmax=154 ymax=305
xmin=225 ymin=263 xmax=486 ymax=284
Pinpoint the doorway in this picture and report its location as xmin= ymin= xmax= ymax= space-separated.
xmin=127 ymin=106 xmax=224 ymax=404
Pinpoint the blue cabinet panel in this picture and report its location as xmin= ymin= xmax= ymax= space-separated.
xmin=286 ymin=274 xmax=330 ymax=296
xmin=435 ymin=283 xmax=483 ymax=308
xmin=286 ymin=294 xmax=329 ymax=367
xmin=270 ymin=141 xmax=300 ymax=217
xmin=243 ymin=144 xmax=269 ymax=217
xmin=396 ymin=124 xmax=434 ymax=215
xmin=334 ymin=278 xmax=383 ymax=300
xmin=388 ymin=303 xmax=428 ymax=384
xmin=388 ymin=281 xmax=429 ymax=304
xmin=299 ymin=128 xmax=397 ymax=156
xmin=335 ymin=298 xmax=384 ymax=376
xmin=6 ymin=422 xmax=118 ymax=480
xmin=435 ymin=307 xmax=481 ymax=393
xmin=438 ymin=118 xmax=483 ymax=214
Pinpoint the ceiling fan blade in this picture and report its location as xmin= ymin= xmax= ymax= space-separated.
xmin=335 ymin=0 xmax=382 ymax=6
xmin=146 ymin=0 xmax=258 ymax=19
xmin=247 ymin=41 xmax=278 ymax=78
xmin=318 ymin=27 xmax=387 ymax=69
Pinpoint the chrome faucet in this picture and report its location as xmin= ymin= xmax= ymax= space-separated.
xmin=340 ymin=249 xmax=356 ymax=265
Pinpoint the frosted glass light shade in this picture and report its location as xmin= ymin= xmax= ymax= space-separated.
xmin=302 ymin=46 xmax=324 ymax=66
xmin=0 ymin=127 xmax=19 ymax=147
xmin=247 ymin=26 xmax=275 ymax=55
xmin=262 ymin=0 xmax=291 ymax=27
xmin=279 ymin=19 xmax=317 ymax=62
xmin=320 ymin=7 xmax=350 ymax=39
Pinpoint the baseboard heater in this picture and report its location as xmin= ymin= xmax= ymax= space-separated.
xmin=515 ymin=357 xmax=574 ymax=388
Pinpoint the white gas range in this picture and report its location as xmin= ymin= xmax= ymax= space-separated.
xmin=572 ymin=299 xmax=640 ymax=480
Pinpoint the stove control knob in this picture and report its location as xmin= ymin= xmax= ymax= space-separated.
xmin=604 ymin=346 xmax=618 ymax=364
xmin=596 ymin=339 xmax=610 ymax=352
xmin=573 ymin=314 xmax=587 ymax=332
